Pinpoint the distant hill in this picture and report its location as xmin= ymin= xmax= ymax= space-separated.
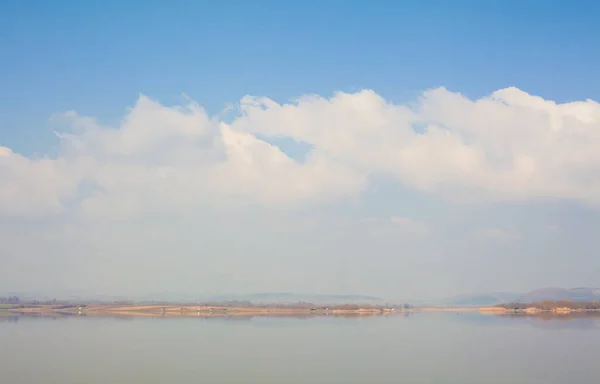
xmin=196 ymin=293 xmax=385 ymax=305
xmin=133 ymin=292 xmax=384 ymax=305
xmin=435 ymin=287 xmax=600 ymax=308
xmin=1 ymin=291 xmax=133 ymax=303
xmin=432 ymin=288 xmax=600 ymax=307
xmin=2 ymin=291 xmax=384 ymax=305
xmin=517 ymin=287 xmax=600 ymax=303
xmin=439 ymin=292 xmax=520 ymax=307
xmin=8 ymin=287 xmax=599 ymax=306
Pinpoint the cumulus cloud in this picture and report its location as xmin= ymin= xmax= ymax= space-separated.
xmin=43 ymin=95 xmax=365 ymax=218
xmin=0 ymin=146 xmax=78 ymax=216
xmin=236 ymin=87 xmax=600 ymax=204
xmin=2 ymin=87 xmax=600 ymax=217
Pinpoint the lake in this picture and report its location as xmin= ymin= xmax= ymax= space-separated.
xmin=1 ymin=312 xmax=599 ymax=383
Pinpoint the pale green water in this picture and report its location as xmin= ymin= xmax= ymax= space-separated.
xmin=1 ymin=312 xmax=599 ymax=383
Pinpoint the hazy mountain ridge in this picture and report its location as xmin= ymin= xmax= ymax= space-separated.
xmin=2 ymin=291 xmax=384 ymax=305
xmin=430 ymin=292 xmax=520 ymax=307
xmin=133 ymin=292 xmax=385 ymax=305
xmin=517 ymin=287 xmax=600 ymax=303
xmin=4 ymin=288 xmax=599 ymax=306
xmin=438 ymin=288 xmax=600 ymax=307
xmin=447 ymin=293 xmax=520 ymax=306
xmin=194 ymin=293 xmax=385 ymax=305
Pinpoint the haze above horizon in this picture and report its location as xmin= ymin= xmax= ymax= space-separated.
xmin=1 ymin=0 xmax=600 ymax=299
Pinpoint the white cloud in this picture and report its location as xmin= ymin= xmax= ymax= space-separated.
xmin=29 ymin=95 xmax=366 ymax=218
xmin=2 ymin=87 xmax=600 ymax=217
xmin=0 ymin=146 xmax=78 ymax=216
xmin=235 ymin=87 xmax=600 ymax=204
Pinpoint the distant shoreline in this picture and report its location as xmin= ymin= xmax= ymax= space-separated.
xmin=4 ymin=304 xmax=400 ymax=318
xmin=5 ymin=303 xmax=600 ymax=319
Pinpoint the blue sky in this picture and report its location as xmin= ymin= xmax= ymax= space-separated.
xmin=1 ymin=1 xmax=600 ymax=300
xmin=3 ymin=0 xmax=600 ymax=154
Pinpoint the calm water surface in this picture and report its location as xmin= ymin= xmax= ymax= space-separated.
xmin=1 ymin=312 xmax=599 ymax=383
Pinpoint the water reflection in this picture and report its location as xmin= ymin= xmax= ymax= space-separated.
xmin=0 ymin=314 xmax=19 ymax=323
xmin=4 ymin=309 xmax=597 ymax=329
xmin=2 ymin=310 xmax=600 ymax=384
xmin=0 ymin=310 xmax=413 ymax=322
xmin=457 ymin=311 xmax=600 ymax=330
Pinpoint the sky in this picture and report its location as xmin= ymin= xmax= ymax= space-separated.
xmin=2 ymin=0 xmax=600 ymax=301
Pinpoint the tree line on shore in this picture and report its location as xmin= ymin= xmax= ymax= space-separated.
xmin=0 ymin=296 xmax=20 ymax=304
